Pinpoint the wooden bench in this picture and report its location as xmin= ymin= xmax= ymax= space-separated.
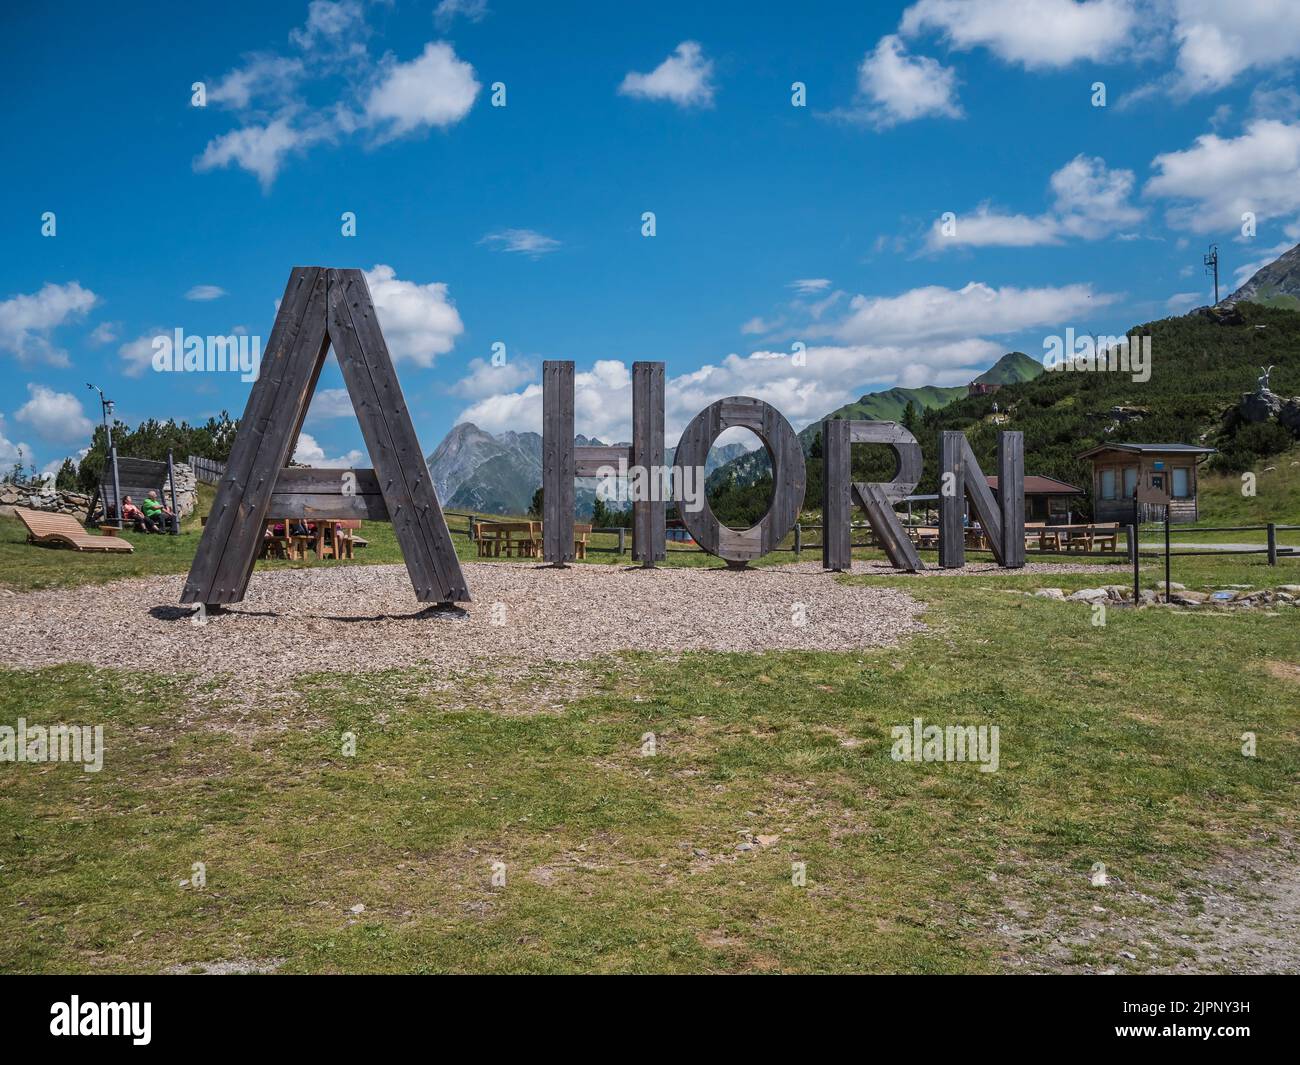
xmin=329 ymin=519 xmax=361 ymax=560
xmin=907 ymin=526 xmax=940 ymax=549
xmin=475 ymin=520 xmax=590 ymax=559
xmin=474 ymin=521 xmax=540 ymax=559
xmin=1062 ymin=523 xmax=1120 ymax=553
xmin=90 ymin=456 xmax=177 ymax=531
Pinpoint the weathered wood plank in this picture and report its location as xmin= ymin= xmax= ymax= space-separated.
xmin=268 ymin=466 xmax=388 ymax=521
xmin=272 ymin=467 xmax=382 ymax=495
xmin=184 ymin=267 xmax=470 ymax=608
xmin=997 ymin=431 xmax=1025 ymax=568
xmin=821 ymin=418 xmax=851 ymax=571
xmin=264 ymin=493 xmax=390 ymax=521
xmin=847 ymin=421 xmax=923 ymax=503
xmin=632 ymin=361 xmax=665 ymax=564
xmin=962 ymin=440 xmax=1005 ymax=565
xmin=854 ymin=482 xmax=923 ymax=571
xmin=938 ymin=430 xmax=965 ymax=568
xmin=822 ymin=419 xmax=923 ymax=571
xmin=938 ymin=430 xmax=1023 ymax=568
xmin=542 ymin=361 xmax=575 ymax=563
xmin=574 ymin=445 xmax=629 ymax=478
xmin=327 ymin=269 xmax=468 ymax=602
xmin=183 ymin=267 xmax=326 ymax=604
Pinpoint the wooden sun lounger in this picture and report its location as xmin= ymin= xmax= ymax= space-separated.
xmin=13 ymin=507 xmax=134 ymax=553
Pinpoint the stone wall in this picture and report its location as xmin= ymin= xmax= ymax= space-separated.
xmin=0 ymin=483 xmax=92 ymax=518
xmin=0 ymin=462 xmax=198 ymax=522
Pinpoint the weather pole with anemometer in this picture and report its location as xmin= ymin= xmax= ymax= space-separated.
xmin=1204 ymin=243 xmax=1220 ymax=305
xmin=87 ymin=383 xmax=122 ymax=529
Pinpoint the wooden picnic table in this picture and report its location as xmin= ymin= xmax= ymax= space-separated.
xmin=473 ymin=520 xmax=591 ymax=560
xmin=262 ymin=518 xmax=358 ymax=561
xmin=1026 ymin=523 xmax=1120 ymax=553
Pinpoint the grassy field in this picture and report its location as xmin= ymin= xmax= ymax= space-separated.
xmin=2 ymin=470 xmax=1299 ymax=973
xmin=1 ymin=529 xmax=1298 ymax=971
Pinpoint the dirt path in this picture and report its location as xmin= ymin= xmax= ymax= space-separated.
xmin=996 ymin=838 xmax=1300 ymax=974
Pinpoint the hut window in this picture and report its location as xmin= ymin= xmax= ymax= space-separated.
xmin=1122 ymin=466 xmax=1138 ymax=497
xmin=1172 ymin=467 xmax=1190 ymax=498
xmin=1100 ymin=468 xmax=1116 ymax=499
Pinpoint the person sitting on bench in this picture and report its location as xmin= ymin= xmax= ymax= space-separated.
xmin=141 ymin=490 xmax=173 ymax=533
xmin=121 ymin=495 xmax=159 ymax=533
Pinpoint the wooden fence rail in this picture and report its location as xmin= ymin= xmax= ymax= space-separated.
xmin=187 ymin=455 xmax=226 ymax=485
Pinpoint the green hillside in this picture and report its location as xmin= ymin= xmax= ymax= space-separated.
xmin=786 ymin=351 xmax=1045 ymax=457
xmin=818 ymin=384 xmax=966 ymax=424
xmin=888 ymin=302 xmax=1300 ymax=511
xmin=704 ymin=302 xmax=1300 ymax=528
xmin=974 ymin=350 xmax=1042 ymax=385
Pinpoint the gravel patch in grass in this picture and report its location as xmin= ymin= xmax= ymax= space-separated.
xmin=0 ymin=560 xmax=926 ymax=694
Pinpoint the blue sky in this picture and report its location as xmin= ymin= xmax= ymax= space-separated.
xmin=3 ymin=0 xmax=1299 ymax=474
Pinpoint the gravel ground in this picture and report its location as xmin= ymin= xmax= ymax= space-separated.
xmin=0 ymin=562 xmax=927 ymax=694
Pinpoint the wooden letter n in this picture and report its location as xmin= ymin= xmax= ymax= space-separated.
xmin=938 ymin=430 xmax=1025 ymax=569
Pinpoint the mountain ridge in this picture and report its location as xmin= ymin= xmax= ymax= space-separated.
xmin=1221 ymin=241 xmax=1300 ymax=311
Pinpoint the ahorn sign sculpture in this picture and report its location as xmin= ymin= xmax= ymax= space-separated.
xmin=182 ymin=267 xmax=469 ymax=610
xmin=186 ymin=280 xmax=1025 ymax=612
xmin=541 ymin=358 xmax=1026 ymax=572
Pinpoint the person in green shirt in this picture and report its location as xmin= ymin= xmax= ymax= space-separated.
xmin=140 ymin=490 xmax=173 ymax=533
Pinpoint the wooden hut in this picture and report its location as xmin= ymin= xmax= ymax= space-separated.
xmin=1077 ymin=443 xmax=1216 ymax=524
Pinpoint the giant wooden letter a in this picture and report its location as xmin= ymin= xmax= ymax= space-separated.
xmin=182 ymin=267 xmax=469 ymax=609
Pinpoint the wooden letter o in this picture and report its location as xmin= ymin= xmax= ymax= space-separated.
xmin=674 ymin=396 xmax=806 ymax=565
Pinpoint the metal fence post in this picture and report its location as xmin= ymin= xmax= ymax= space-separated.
xmin=1267 ymin=522 xmax=1277 ymax=566
xmin=1130 ymin=501 xmax=1139 ymax=602
xmin=794 ymin=522 xmax=802 ymax=555
xmin=109 ymin=444 xmax=123 ymax=529
xmin=618 ymin=527 xmax=625 ymax=554
xmin=1170 ymin=507 xmax=1180 ymax=603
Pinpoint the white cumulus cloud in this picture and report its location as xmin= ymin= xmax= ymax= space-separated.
xmin=619 ymin=41 xmax=715 ymax=108
xmin=293 ymin=431 xmax=365 ymax=468
xmin=362 ymin=41 xmax=480 ymax=142
xmin=1170 ymin=0 xmax=1300 ymax=95
xmin=195 ymin=116 xmax=333 ymax=191
xmin=451 ymin=357 xmax=536 ymax=399
xmin=900 ymin=0 xmax=1137 ymax=69
xmin=0 ymin=281 xmax=98 ymax=365
xmin=15 ymin=384 xmax=95 ymax=443
xmin=850 ymin=34 xmax=962 ymax=128
xmin=927 ymin=154 xmax=1142 ymax=249
xmin=1145 ymin=119 xmax=1300 ymax=232
xmin=362 ymin=264 xmax=464 ymax=367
